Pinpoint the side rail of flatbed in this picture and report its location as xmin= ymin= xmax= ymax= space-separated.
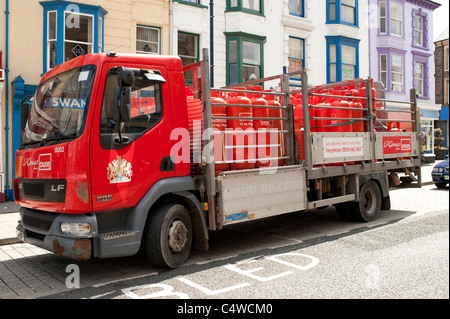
xmin=185 ymin=49 xmax=422 ymax=230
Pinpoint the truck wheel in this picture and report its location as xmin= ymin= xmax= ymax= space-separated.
xmin=143 ymin=204 xmax=193 ymax=269
xmin=353 ymin=180 xmax=381 ymax=222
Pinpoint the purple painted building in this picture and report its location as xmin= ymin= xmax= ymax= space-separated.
xmin=369 ymin=0 xmax=441 ymax=155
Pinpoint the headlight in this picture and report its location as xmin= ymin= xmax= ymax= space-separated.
xmin=61 ymin=222 xmax=91 ymax=236
xmin=439 ymin=168 xmax=444 ymax=173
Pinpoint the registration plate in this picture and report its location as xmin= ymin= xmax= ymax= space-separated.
xmin=444 ymin=175 xmax=449 ymax=180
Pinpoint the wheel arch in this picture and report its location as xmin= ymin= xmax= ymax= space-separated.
xmin=125 ymin=177 xmax=209 ymax=252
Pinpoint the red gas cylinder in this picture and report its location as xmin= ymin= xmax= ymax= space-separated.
xmin=329 ymin=98 xmax=352 ymax=132
xmin=265 ymin=91 xmax=284 ymax=166
xmin=388 ymin=122 xmax=402 ymax=132
xmin=186 ymin=91 xmax=204 ymax=173
xmin=314 ymin=100 xmax=330 ymax=133
xmin=211 ymin=91 xmax=230 ymax=174
xmin=227 ymin=89 xmax=256 ymax=170
xmin=295 ymin=127 xmax=305 ymax=161
xmin=349 ymin=91 xmax=364 ymax=132
xmin=248 ymin=86 xmax=271 ymax=168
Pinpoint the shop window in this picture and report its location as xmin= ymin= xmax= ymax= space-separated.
xmin=136 ymin=25 xmax=161 ymax=55
xmin=41 ymin=1 xmax=107 ymax=73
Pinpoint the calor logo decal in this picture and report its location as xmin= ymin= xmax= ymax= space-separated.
xmin=39 ymin=154 xmax=52 ymax=171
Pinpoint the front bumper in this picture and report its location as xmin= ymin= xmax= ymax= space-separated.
xmin=432 ymin=173 xmax=449 ymax=184
xmin=16 ymin=208 xmax=98 ymax=261
xmin=16 ymin=207 xmax=142 ymax=260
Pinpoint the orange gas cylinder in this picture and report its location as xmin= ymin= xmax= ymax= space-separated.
xmin=265 ymin=91 xmax=284 ymax=166
xmin=227 ymin=89 xmax=256 ymax=170
xmin=330 ymin=98 xmax=352 ymax=133
xmin=248 ymin=86 xmax=271 ymax=168
xmin=211 ymin=91 xmax=230 ymax=174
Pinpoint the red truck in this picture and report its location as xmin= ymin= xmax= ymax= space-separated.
xmin=15 ymin=49 xmax=422 ymax=268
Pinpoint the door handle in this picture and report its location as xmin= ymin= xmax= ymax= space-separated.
xmin=160 ymin=156 xmax=175 ymax=172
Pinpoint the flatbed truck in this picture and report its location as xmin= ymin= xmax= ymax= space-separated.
xmin=15 ymin=49 xmax=422 ymax=268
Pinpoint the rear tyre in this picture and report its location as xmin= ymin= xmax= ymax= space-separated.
xmin=352 ymin=180 xmax=382 ymax=222
xmin=336 ymin=180 xmax=382 ymax=222
xmin=143 ymin=204 xmax=193 ymax=269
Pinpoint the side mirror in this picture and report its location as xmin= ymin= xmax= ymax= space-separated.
xmin=114 ymin=86 xmax=132 ymax=122
xmin=114 ymin=70 xmax=134 ymax=123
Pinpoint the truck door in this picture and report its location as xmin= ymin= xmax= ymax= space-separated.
xmin=90 ymin=64 xmax=174 ymax=211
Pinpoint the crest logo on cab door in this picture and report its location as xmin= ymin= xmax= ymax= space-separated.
xmin=107 ymin=156 xmax=133 ymax=184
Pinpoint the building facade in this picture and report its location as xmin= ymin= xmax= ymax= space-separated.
xmin=368 ymin=0 xmax=441 ymax=156
xmin=172 ymin=0 xmax=370 ymax=89
xmin=434 ymin=27 xmax=449 ymax=154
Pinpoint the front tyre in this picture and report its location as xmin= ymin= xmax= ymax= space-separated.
xmin=143 ymin=204 xmax=193 ymax=269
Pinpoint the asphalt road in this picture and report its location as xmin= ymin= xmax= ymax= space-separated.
xmin=25 ymin=183 xmax=448 ymax=301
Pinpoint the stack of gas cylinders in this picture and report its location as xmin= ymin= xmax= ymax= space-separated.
xmin=187 ymin=79 xmax=399 ymax=174
xmin=210 ymin=86 xmax=285 ymax=175
xmin=292 ymin=82 xmax=368 ymax=160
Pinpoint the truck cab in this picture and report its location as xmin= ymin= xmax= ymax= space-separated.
xmin=15 ymin=53 xmax=208 ymax=267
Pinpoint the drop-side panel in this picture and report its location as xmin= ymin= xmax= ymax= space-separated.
xmin=217 ymin=166 xmax=307 ymax=225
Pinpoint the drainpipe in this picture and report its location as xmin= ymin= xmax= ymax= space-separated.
xmin=4 ymin=0 xmax=10 ymax=198
xmin=210 ymin=0 xmax=214 ymax=87
xmin=169 ymin=0 xmax=174 ymax=55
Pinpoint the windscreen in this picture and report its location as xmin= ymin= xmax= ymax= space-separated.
xmin=22 ymin=65 xmax=96 ymax=147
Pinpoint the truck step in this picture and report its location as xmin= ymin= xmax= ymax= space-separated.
xmin=99 ymin=231 xmax=136 ymax=241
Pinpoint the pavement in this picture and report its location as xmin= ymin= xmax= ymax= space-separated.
xmin=0 ymin=163 xmax=438 ymax=246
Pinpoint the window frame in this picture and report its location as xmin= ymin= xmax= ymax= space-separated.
xmin=225 ymin=32 xmax=266 ymax=86
xmin=377 ymin=48 xmax=407 ymax=94
xmin=412 ymin=51 xmax=431 ymax=99
xmin=288 ymin=36 xmax=305 ymax=82
xmin=226 ymin=0 xmax=265 ymax=16
xmin=411 ymin=9 xmax=429 ymax=50
xmin=390 ymin=1 xmax=403 ymax=37
xmin=326 ymin=0 xmax=359 ymax=28
xmin=41 ymin=1 xmax=107 ymax=74
xmin=288 ymin=0 xmax=305 ymax=18
xmin=63 ymin=11 xmax=95 ymax=63
xmin=136 ymin=25 xmax=161 ymax=55
xmin=390 ymin=54 xmax=404 ymax=92
xmin=326 ymin=36 xmax=360 ymax=83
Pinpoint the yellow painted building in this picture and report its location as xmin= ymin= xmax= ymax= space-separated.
xmin=0 ymin=0 xmax=170 ymax=200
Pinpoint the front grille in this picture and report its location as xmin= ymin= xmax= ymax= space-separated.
xmin=23 ymin=182 xmax=45 ymax=199
xmin=22 ymin=209 xmax=59 ymax=232
xmin=18 ymin=179 xmax=66 ymax=203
